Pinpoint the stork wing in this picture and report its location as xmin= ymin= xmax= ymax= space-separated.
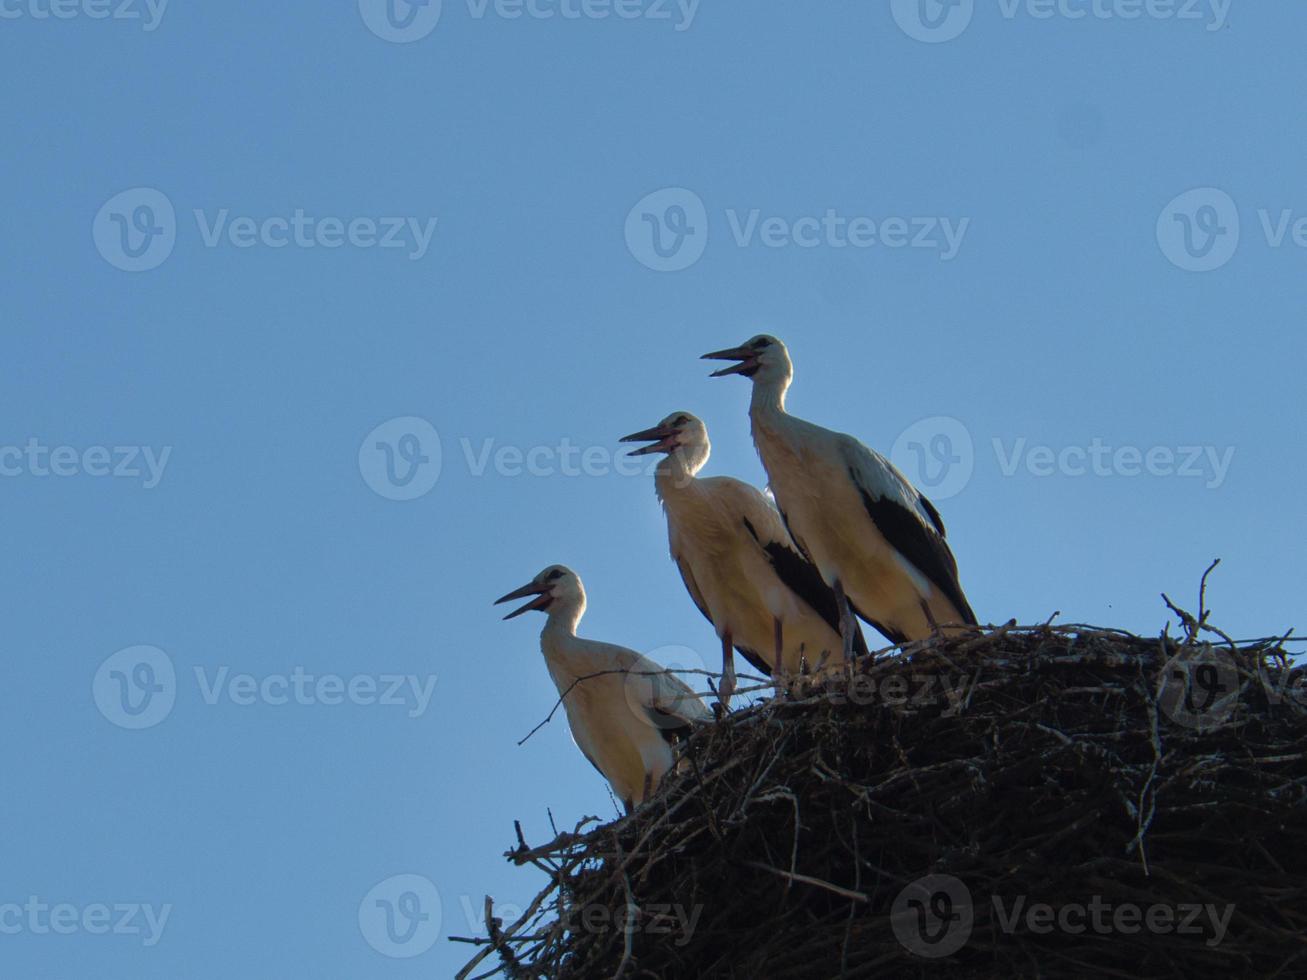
xmin=672 ymin=524 xmax=771 ymax=676
xmin=738 ymin=507 xmax=871 ymax=657
xmin=635 ymin=653 xmax=714 ymax=732
xmin=573 ymin=741 xmax=607 ymax=780
xmin=839 ymin=438 xmax=977 ymax=626
xmin=673 ymin=554 xmax=714 ymax=628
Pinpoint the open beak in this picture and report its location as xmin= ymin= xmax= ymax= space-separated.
xmin=494 ymin=581 xmax=553 ymax=620
xmin=620 ymin=424 xmax=677 ymax=457
xmin=701 ymin=345 xmax=756 ymax=378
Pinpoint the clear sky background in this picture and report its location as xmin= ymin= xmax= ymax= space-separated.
xmin=2 ymin=1 xmax=1303 ymax=977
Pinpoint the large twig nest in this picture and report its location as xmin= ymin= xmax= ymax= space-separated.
xmin=459 ymin=620 xmax=1306 ymax=979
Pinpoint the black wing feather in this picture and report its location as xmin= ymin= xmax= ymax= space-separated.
xmin=732 ymin=644 xmax=773 ymax=676
xmin=851 ymin=469 xmax=977 ymax=626
xmin=742 ymin=517 xmax=870 ymax=658
xmin=647 ymin=707 xmax=696 ymax=747
xmin=917 ymin=492 xmax=947 ymax=537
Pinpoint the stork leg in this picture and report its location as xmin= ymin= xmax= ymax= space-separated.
xmin=718 ymin=631 xmax=737 ymax=710
xmin=773 ymin=617 xmax=784 ymax=674
xmin=834 ymin=579 xmax=857 ymax=663
xmin=920 ymin=598 xmax=941 ymax=639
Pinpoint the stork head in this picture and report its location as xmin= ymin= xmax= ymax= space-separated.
xmin=494 ymin=564 xmax=585 ymax=620
xmin=619 ymin=411 xmax=710 ymax=474
xmin=701 ymin=334 xmax=792 ymax=388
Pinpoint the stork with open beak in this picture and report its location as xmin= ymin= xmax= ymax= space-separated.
xmin=702 ymin=335 xmax=978 ymax=655
xmin=621 ymin=412 xmax=866 ymax=707
xmin=495 ymin=565 xmax=712 ymax=813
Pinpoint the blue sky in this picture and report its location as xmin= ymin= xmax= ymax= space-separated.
xmin=2 ymin=1 xmax=1303 ymax=976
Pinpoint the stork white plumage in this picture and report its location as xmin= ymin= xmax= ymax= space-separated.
xmin=621 ymin=412 xmax=866 ymax=706
xmin=495 ymin=565 xmax=712 ymax=813
xmin=702 ymin=335 xmax=978 ymax=654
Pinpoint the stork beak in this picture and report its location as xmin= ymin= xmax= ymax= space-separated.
xmin=620 ymin=424 xmax=677 ymax=457
xmin=701 ymin=346 xmax=756 ymax=378
xmin=494 ymin=581 xmax=553 ymax=620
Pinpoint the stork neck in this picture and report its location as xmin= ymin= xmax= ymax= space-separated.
xmin=654 ymin=448 xmax=704 ymax=498
xmin=541 ymin=596 xmax=584 ymax=637
xmin=749 ymin=375 xmax=789 ymax=418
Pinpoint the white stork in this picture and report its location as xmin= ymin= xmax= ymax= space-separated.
xmin=621 ymin=411 xmax=867 ymax=706
xmin=495 ymin=564 xmax=712 ymax=813
xmin=702 ymin=335 xmax=978 ymax=655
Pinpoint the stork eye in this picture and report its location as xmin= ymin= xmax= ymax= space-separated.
xmin=547 ymin=569 xmax=564 ymax=581
xmin=752 ymin=338 xmax=771 ymax=349
xmin=674 ymin=415 xmax=688 ymax=425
